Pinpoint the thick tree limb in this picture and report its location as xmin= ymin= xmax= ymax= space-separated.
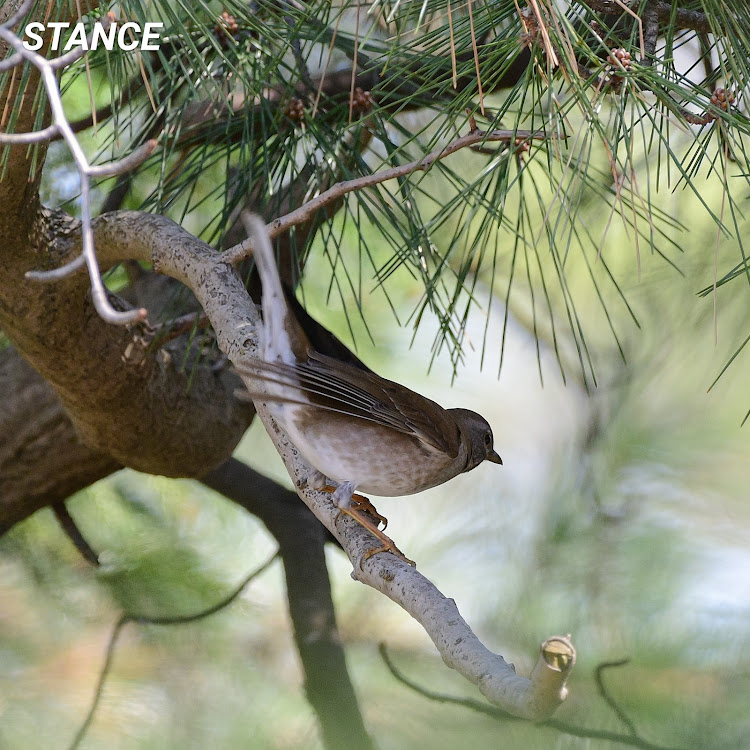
xmin=0 ymin=336 xmax=372 ymax=746
xmin=0 ymin=347 xmax=119 ymax=532
xmin=1 ymin=336 xmax=375 ymax=748
xmin=87 ymin=208 xmax=575 ymax=721
xmin=0 ymin=3 xmax=255 ymax=484
xmin=0 ymin=204 xmax=253 ymax=479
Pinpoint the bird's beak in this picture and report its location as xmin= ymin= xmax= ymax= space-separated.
xmin=486 ymin=450 xmax=503 ymax=465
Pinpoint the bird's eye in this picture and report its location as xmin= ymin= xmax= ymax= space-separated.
xmin=484 ymin=432 xmax=492 ymax=447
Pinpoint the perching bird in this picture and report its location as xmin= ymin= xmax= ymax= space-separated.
xmin=238 ymin=214 xmax=502 ymax=564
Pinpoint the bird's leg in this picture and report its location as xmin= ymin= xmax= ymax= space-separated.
xmin=325 ymin=482 xmax=415 ymax=567
xmin=298 ymin=470 xmax=331 ymax=492
xmin=321 ymin=484 xmax=388 ymax=529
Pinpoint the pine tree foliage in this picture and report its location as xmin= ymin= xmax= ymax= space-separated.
xmin=3 ymin=0 xmax=749 ymax=384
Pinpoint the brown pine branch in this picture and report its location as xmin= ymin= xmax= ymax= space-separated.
xmin=223 ymin=126 xmax=547 ymax=266
xmin=579 ymin=0 xmax=714 ymax=35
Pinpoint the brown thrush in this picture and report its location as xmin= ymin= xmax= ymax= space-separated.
xmin=238 ymin=215 xmax=502 ymax=564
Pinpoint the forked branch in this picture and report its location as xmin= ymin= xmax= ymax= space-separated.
xmin=0 ymin=3 xmax=156 ymax=324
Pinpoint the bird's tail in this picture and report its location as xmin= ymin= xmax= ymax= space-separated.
xmin=242 ymin=214 xmax=296 ymax=362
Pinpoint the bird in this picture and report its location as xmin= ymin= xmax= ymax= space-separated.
xmin=237 ymin=214 xmax=502 ymax=565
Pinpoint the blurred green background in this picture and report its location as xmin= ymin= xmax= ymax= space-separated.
xmin=3 ymin=224 xmax=750 ymax=748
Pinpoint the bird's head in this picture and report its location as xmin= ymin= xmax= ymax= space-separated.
xmin=448 ymin=408 xmax=503 ymax=472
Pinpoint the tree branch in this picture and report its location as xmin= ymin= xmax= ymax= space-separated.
xmin=85 ymin=208 xmax=575 ymax=721
xmin=0 ymin=346 xmax=119 ymax=532
xmin=51 ymin=502 xmax=101 ymax=565
xmin=0 ymin=338 xmax=373 ymax=747
xmin=578 ymin=0 xmax=714 ymax=35
xmin=1 ymin=6 xmax=254 ymax=490
xmin=380 ymin=645 xmax=687 ymax=750
xmin=223 ymin=126 xmax=546 ymax=266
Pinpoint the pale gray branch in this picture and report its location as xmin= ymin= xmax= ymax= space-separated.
xmin=86 ymin=139 xmax=158 ymax=178
xmin=0 ymin=0 xmax=34 ymax=30
xmin=0 ymin=16 xmax=153 ymax=324
xmin=0 ymin=123 xmax=59 ymax=143
xmin=0 ymin=51 xmax=22 ymax=71
xmin=25 ymin=251 xmax=87 ymax=281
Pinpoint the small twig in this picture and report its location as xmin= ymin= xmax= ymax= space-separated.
xmin=379 ymin=643 xmax=514 ymax=719
xmin=380 ymin=645 xmax=688 ymax=750
xmin=222 ymin=127 xmax=545 ymax=265
xmin=0 ymin=123 xmax=58 ymax=143
xmin=52 ymin=502 xmax=100 ymax=566
xmin=580 ymin=0 xmax=713 ymax=35
xmin=86 ymin=139 xmax=158 ymax=178
xmin=67 ymin=551 xmax=279 ymax=750
xmin=0 ymin=14 xmax=154 ymax=325
xmin=25 ymin=253 xmax=87 ymax=281
xmin=594 ymin=658 xmax=638 ymax=736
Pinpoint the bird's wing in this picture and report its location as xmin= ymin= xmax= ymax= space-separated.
xmin=236 ymin=353 xmax=462 ymax=458
xmin=282 ymin=284 xmax=372 ymax=372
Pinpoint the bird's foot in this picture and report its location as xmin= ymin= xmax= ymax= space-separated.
xmin=322 ymin=483 xmax=414 ymax=568
xmin=321 ymin=484 xmax=388 ymax=529
xmin=337 ymin=506 xmax=416 ymax=568
xmin=351 ymin=494 xmax=389 ymax=530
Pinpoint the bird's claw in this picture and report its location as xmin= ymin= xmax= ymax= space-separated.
xmin=323 ymin=486 xmax=415 ymax=568
xmin=351 ymin=493 xmax=388 ymax=530
xmin=321 ymin=484 xmax=388 ymax=529
xmin=361 ymin=542 xmax=416 ymax=568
